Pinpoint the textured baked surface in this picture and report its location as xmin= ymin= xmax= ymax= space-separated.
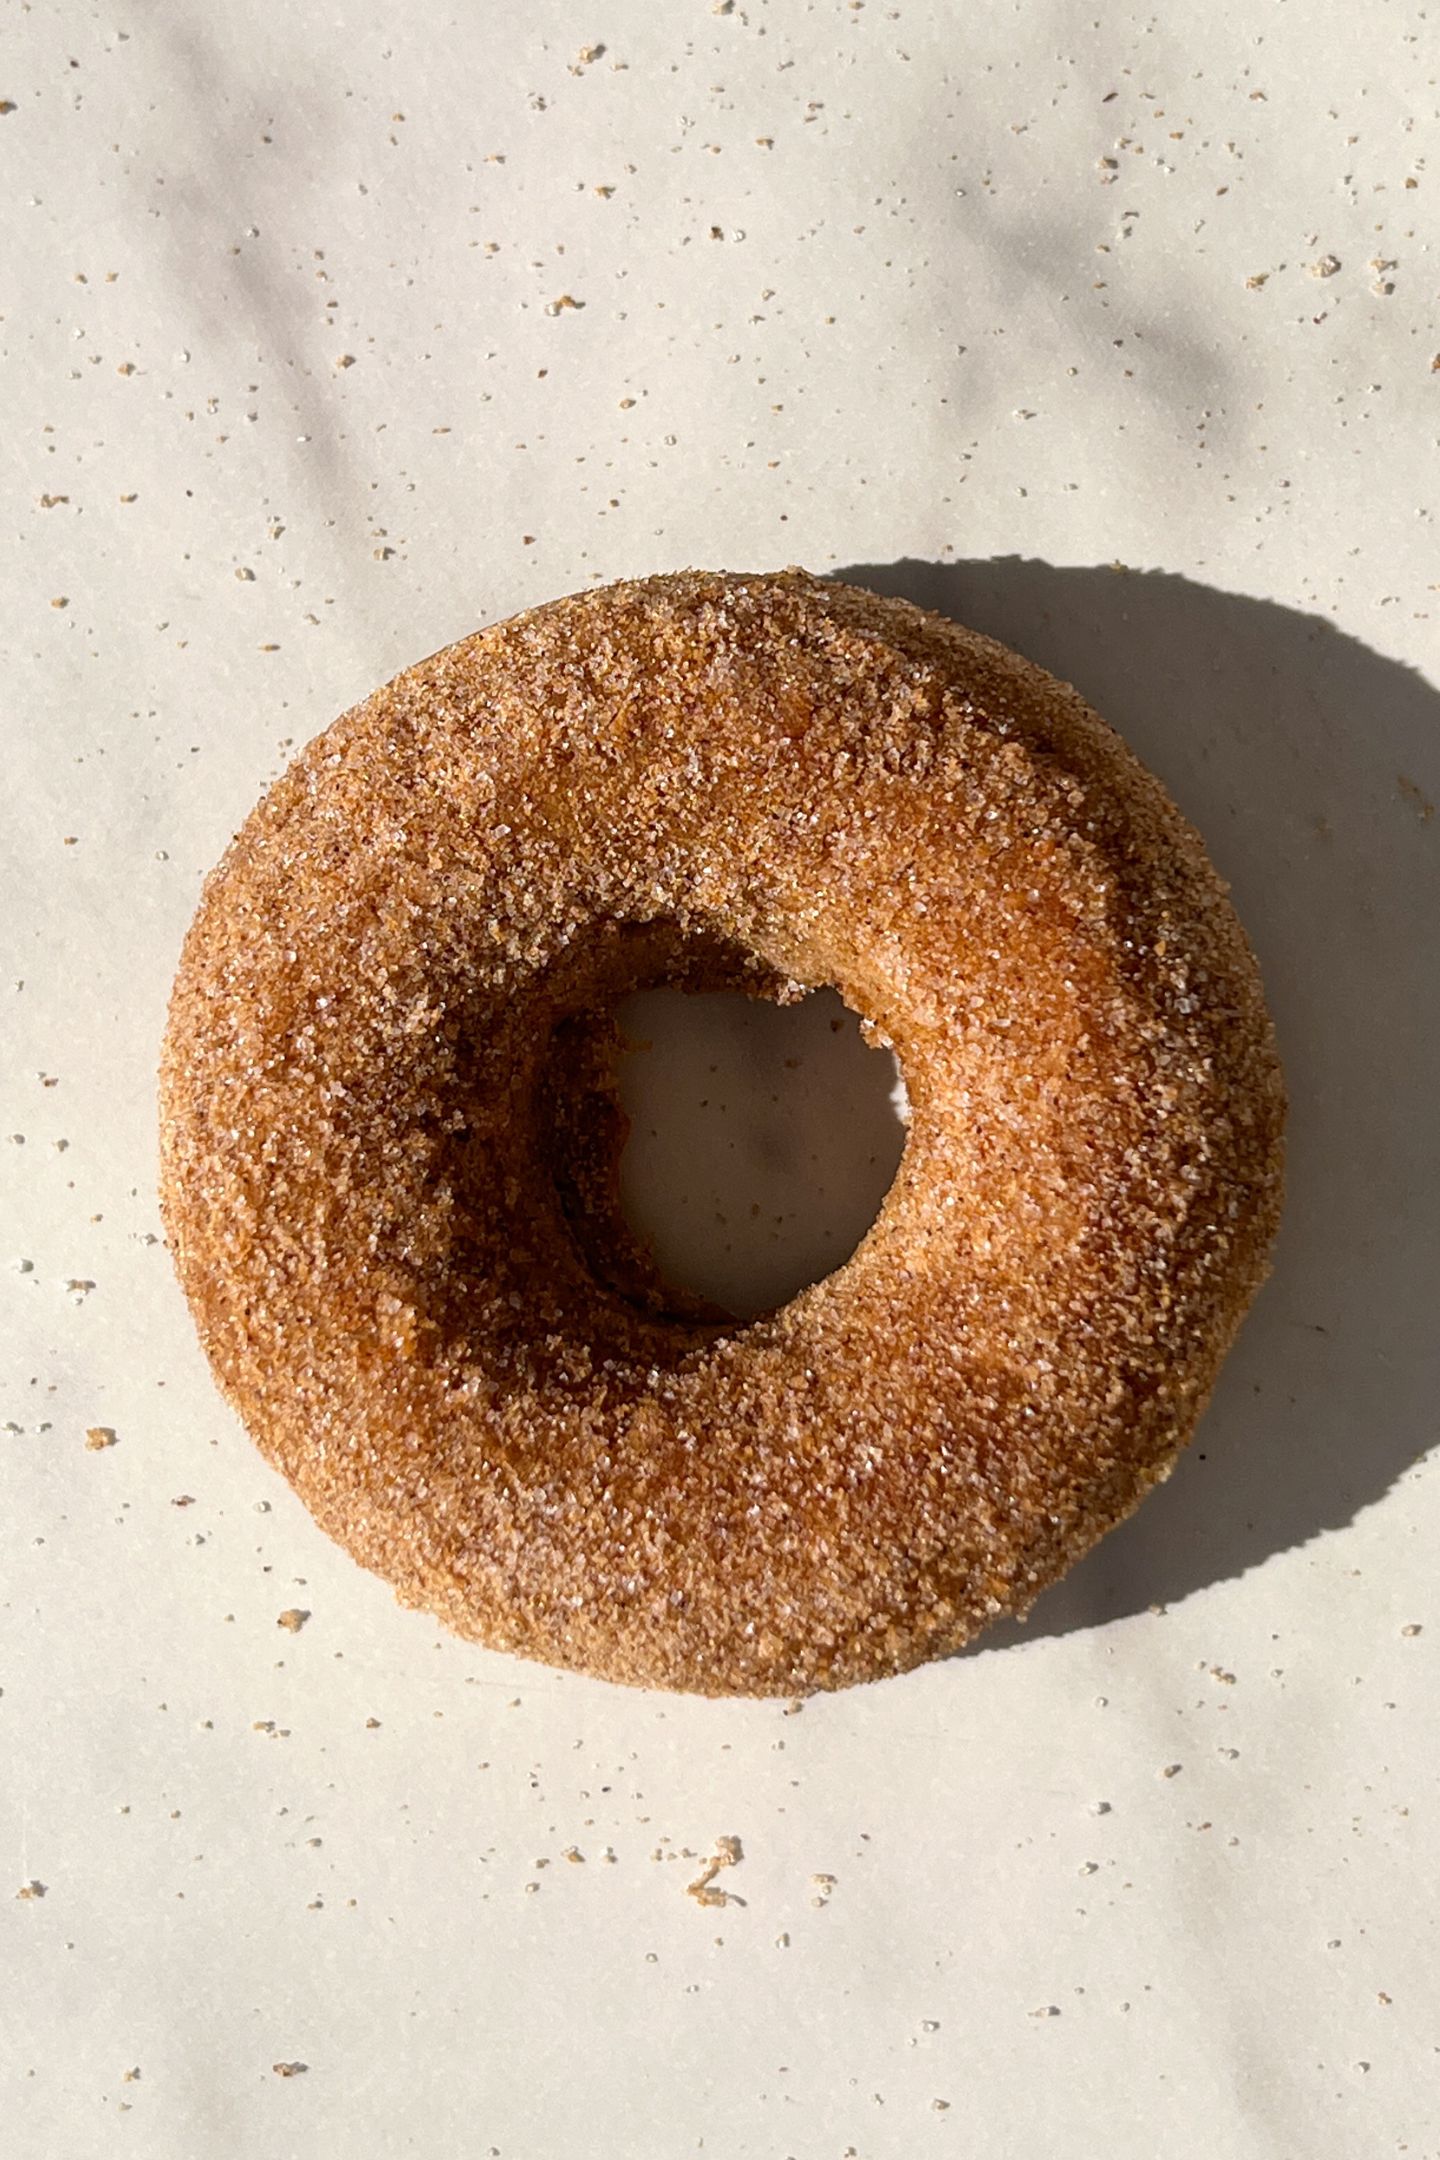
xmin=159 ymin=570 xmax=1285 ymax=1695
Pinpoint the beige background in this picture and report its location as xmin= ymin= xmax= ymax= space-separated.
xmin=4 ymin=2 xmax=1438 ymax=2154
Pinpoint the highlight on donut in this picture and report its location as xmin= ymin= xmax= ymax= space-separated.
xmin=159 ymin=569 xmax=1284 ymax=1696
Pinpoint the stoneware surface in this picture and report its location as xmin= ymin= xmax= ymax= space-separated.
xmin=3 ymin=2 xmax=1437 ymax=2154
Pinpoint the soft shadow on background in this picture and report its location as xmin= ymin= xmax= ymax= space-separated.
xmin=837 ymin=558 xmax=1440 ymax=1642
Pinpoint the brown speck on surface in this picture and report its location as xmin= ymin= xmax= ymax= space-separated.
xmin=1397 ymin=776 xmax=1435 ymax=823
xmin=365 ymin=1717 xmax=381 ymax=1729
xmin=85 ymin=1426 xmax=118 ymax=1450
xmin=1245 ymin=273 xmax=1269 ymax=290
xmin=1401 ymin=1623 xmax=1423 ymax=1637
xmin=687 ymin=1834 xmax=745 ymax=1908
xmin=271 ymin=2061 xmax=308 ymax=2078
xmin=122 ymin=2068 xmax=140 ymax=2083
xmin=16 ymin=1880 xmax=47 ymax=1900
xmin=51 ymin=596 xmax=69 ymax=609
xmin=276 ymin=1607 xmax=310 ymax=1632
xmin=1307 ymin=254 xmax=1341 ymax=278
xmin=334 ymin=353 xmax=356 ymax=369
xmin=544 ymin=294 xmax=584 ymax=315
xmin=170 ymin=1493 xmax=195 ymax=1507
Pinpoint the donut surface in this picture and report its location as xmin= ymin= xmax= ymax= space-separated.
xmin=160 ymin=570 xmax=1284 ymax=1695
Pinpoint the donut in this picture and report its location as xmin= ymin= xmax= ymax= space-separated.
xmin=160 ymin=570 xmax=1284 ymax=1695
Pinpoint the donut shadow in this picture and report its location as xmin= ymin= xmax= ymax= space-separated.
xmin=836 ymin=557 xmax=1440 ymax=1645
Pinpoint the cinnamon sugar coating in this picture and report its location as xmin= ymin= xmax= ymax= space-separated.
xmin=159 ymin=570 xmax=1284 ymax=1694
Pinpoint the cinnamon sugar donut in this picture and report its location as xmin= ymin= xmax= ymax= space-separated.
xmin=159 ymin=570 xmax=1284 ymax=1695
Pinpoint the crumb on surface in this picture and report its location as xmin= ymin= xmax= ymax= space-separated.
xmin=687 ymin=1834 xmax=746 ymax=1908
xmin=1398 ymin=775 xmax=1435 ymax=823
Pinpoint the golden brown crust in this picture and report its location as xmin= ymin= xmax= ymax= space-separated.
xmin=159 ymin=570 xmax=1285 ymax=1695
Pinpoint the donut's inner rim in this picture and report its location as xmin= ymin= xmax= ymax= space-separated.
xmin=532 ymin=920 xmax=911 ymax=1335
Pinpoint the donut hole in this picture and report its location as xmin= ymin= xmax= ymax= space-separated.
xmin=529 ymin=923 xmax=909 ymax=1346
xmin=609 ymin=985 xmax=907 ymax=1322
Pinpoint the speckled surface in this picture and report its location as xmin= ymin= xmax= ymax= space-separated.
xmin=3 ymin=1 xmax=1438 ymax=2152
